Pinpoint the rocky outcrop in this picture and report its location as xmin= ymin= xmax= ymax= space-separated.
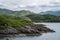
xmin=0 ymin=24 xmax=55 ymax=36
xmin=15 ymin=24 xmax=55 ymax=34
xmin=35 ymin=24 xmax=55 ymax=33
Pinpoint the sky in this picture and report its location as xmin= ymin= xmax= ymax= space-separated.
xmin=0 ymin=0 xmax=60 ymax=13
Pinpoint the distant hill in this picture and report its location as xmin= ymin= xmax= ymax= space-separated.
xmin=40 ymin=11 xmax=60 ymax=16
xmin=27 ymin=14 xmax=60 ymax=22
xmin=0 ymin=8 xmax=60 ymax=22
xmin=0 ymin=8 xmax=35 ymax=16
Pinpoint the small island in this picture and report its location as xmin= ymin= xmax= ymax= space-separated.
xmin=0 ymin=15 xmax=55 ymax=37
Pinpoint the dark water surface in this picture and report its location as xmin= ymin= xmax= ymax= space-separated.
xmin=0 ymin=23 xmax=60 ymax=40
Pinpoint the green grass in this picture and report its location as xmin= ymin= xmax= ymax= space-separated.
xmin=0 ymin=15 xmax=34 ymax=30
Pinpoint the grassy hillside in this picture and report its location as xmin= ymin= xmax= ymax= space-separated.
xmin=0 ymin=15 xmax=34 ymax=30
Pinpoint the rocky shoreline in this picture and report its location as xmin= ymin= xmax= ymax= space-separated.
xmin=0 ymin=24 xmax=55 ymax=37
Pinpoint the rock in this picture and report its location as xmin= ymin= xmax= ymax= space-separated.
xmin=0 ymin=24 xmax=55 ymax=36
xmin=24 ymin=26 xmax=32 ymax=29
xmin=0 ymin=27 xmax=18 ymax=34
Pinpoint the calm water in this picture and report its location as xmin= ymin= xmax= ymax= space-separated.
xmin=0 ymin=23 xmax=60 ymax=40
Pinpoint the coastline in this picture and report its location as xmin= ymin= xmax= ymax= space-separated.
xmin=0 ymin=33 xmax=54 ymax=37
xmin=0 ymin=24 xmax=55 ymax=37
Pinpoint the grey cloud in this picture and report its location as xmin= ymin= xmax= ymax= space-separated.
xmin=0 ymin=0 xmax=60 ymax=13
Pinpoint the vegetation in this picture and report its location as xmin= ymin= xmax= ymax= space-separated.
xmin=27 ymin=14 xmax=60 ymax=22
xmin=0 ymin=8 xmax=60 ymax=30
xmin=0 ymin=15 xmax=34 ymax=30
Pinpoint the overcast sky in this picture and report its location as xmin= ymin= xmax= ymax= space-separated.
xmin=0 ymin=0 xmax=60 ymax=13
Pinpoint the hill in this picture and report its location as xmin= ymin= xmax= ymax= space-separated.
xmin=40 ymin=11 xmax=60 ymax=16
xmin=27 ymin=14 xmax=60 ymax=22
xmin=0 ymin=8 xmax=34 ymax=17
xmin=0 ymin=8 xmax=60 ymax=22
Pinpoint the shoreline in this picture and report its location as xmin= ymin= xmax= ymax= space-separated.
xmin=0 ymin=24 xmax=55 ymax=37
xmin=0 ymin=33 xmax=42 ymax=37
